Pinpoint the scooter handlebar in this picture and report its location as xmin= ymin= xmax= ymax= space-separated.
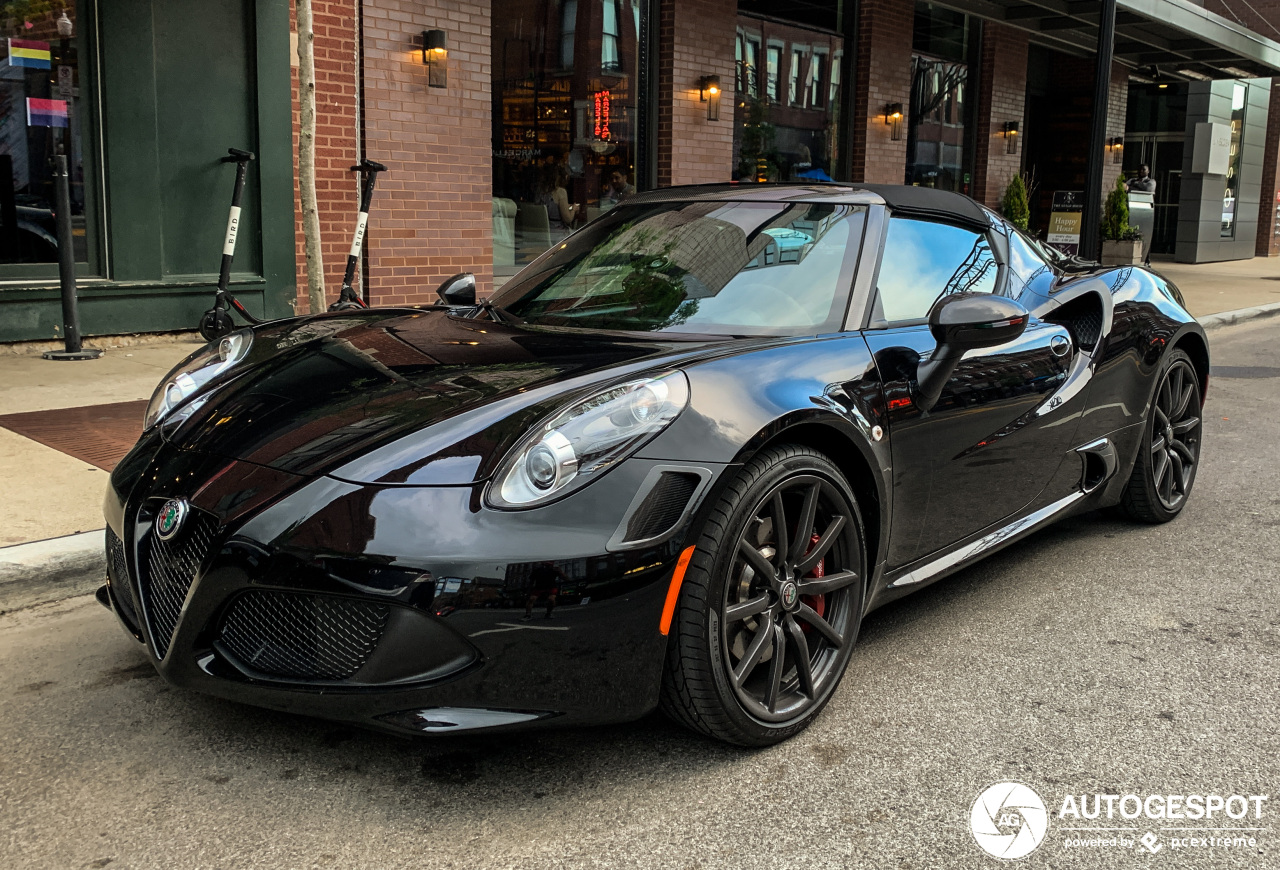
xmin=350 ymin=160 xmax=388 ymax=173
xmin=223 ymin=148 xmax=256 ymax=163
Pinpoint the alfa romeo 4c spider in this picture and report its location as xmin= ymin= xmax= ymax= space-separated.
xmin=102 ymin=184 xmax=1207 ymax=745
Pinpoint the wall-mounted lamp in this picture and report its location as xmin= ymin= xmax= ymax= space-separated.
xmin=699 ymin=75 xmax=722 ymax=121
xmin=422 ymin=29 xmax=448 ymax=88
xmin=1109 ymin=135 xmax=1124 ymax=164
xmin=1002 ymin=121 xmax=1019 ymax=154
xmin=884 ymin=103 xmax=903 ymax=141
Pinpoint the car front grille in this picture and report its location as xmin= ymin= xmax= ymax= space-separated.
xmin=105 ymin=527 xmax=140 ymax=631
xmin=217 ymin=590 xmax=390 ymax=681
xmin=140 ymin=509 xmax=219 ymax=659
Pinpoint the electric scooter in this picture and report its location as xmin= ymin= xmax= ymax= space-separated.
xmin=329 ymin=159 xmax=388 ymax=310
xmin=198 ymin=148 xmax=262 ymax=341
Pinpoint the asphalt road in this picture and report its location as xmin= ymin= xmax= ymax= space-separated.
xmin=2 ymin=318 xmax=1278 ymax=870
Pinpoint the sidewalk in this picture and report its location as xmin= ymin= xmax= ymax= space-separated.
xmin=0 ymin=259 xmax=1277 ymax=610
xmin=1149 ymin=256 xmax=1280 ymax=318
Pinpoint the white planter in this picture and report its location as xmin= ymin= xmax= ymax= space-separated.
xmin=1101 ymin=239 xmax=1143 ymax=265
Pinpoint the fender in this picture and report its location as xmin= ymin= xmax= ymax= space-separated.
xmin=640 ymin=332 xmax=892 ymax=598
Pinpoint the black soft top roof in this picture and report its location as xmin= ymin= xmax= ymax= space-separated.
xmin=626 ymin=182 xmax=994 ymax=231
xmin=858 ymin=184 xmax=992 ymax=230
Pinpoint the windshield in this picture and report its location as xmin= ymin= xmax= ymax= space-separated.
xmin=489 ymin=200 xmax=867 ymax=336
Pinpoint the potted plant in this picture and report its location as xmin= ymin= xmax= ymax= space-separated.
xmin=1100 ymin=176 xmax=1143 ymax=264
xmin=1001 ymin=174 xmax=1030 ymax=230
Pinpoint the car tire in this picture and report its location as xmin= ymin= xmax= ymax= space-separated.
xmin=1117 ymin=349 xmax=1203 ymax=523
xmin=659 ymin=445 xmax=866 ymax=746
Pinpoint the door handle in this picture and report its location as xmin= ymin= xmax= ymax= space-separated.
xmin=1050 ymin=334 xmax=1071 ymax=357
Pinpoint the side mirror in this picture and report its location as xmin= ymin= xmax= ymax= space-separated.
xmin=915 ymin=293 xmax=1030 ymax=412
xmin=437 ymin=272 xmax=476 ymax=306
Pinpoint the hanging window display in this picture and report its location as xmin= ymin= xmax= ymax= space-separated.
xmin=0 ymin=4 xmax=95 ymax=268
xmin=905 ymin=2 xmax=974 ymax=194
xmin=491 ymin=0 xmax=645 ymax=277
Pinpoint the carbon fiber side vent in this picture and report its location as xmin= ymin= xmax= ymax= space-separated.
xmin=624 ymin=472 xmax=700 ymax=543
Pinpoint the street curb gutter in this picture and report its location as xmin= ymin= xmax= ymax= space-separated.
xmin=0 ymin=530 xmax=105 ymax=614
xmin=1199 ymin=301 xmax=1280 ymax=330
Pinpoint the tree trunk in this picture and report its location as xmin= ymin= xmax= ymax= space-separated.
xmin=297 ymin=0 xmax=325 ymax=312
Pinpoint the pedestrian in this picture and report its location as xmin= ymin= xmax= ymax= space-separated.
xmin=1127 ymin=164 xmax=1156 ymax=194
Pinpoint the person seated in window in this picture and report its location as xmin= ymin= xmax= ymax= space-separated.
xmin=538 ymin=165 xmax=579 ymax=230
xmin=604 ymin=170 xmax=636 ymax=206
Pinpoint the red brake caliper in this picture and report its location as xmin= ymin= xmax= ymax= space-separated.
xmin=799 ymin=532 xmax=825 ymax=629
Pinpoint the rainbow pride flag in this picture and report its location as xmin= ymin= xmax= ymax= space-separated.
xmin=8 ymin=38 xmax=51 ymax=70
xmin=27 ymin=97 xmax=68 ymax=128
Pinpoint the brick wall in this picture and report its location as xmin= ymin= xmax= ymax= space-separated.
xmin=656 ymin=0 xmax=736 ymax=187
xmin=1105 ymin=61 xmax=1128 ymax=200
xmin=1258 ymin=80 xmax=1280 ymax=256
xmin=849 ymin=0 xmax=913 ymax=183
xmin=1200 ymin=0 xmax=1280 ymax=36
xmin=972 ymin=23 xmax=1028 ymax=211
xmin=290 ymin=0 xmax=361 ymax=314
xmin=361 ymin=0 xmax=492 ymax=304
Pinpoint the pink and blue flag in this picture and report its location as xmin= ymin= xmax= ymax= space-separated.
xmin=26 ymin=97 xmax=68 ymax=128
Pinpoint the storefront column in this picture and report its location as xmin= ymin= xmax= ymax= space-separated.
xmin=656 ymin=0 xmax=736 ymax=187
xmin=1080 ymin=0 xmax=1117 ymax=260
xmin=1256 ymin=79 xmax=1280 ymax=257
xmin=361 ymin=0 xmax=493 ymax=303
xmin=848 ymin=0 xmax=913 ymax=183
xmin=971 ymin=23 xmax=1028 ymax=211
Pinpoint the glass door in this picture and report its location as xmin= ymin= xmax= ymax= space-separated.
xmin=1123 ymin=134 xmax=1183 ymax=256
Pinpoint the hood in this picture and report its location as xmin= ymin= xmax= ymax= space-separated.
xmin=169 ymin=310 xmax=733 ymax=484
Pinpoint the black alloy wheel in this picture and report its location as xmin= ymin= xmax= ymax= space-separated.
xmin=661 ymin=445 xmax=866 ymax=746
xmin=1119 ymin=349 xmax=1203 ymax=523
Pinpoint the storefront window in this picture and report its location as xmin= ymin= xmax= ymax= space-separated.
xmin=765 ymin=45 xmax=779 ymax=103
xmin=492 ymin=0 xmax=644 ymax=278
xmin=1221 ymin=82 xmax=1246 ymax=238
xmin=0 ymin=3 xmax=95 ymax=268
xmin=735 ymin=33 xmax=744 ymax=93
xmin=601 ymin=0 xmax=620 ymax=71
xmin=561 ymin=1 xmax=577 ymax=69
xmin=906 ymin=3 xmax=972 ymax=193
xmin=734 ymin=4 xmax=842 ymax=183
xmin=789 ymin=48 xmax=802 ymax=106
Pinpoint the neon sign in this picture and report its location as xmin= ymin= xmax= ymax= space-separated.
xmin=593 ymin=89 xmax=612 ymax=140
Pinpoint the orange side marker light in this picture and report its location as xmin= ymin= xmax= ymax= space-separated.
xmin=659 ymin=546 xmax=697 ymax=636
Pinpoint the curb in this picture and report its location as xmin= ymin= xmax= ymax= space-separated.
xmin=1198 ymin=301 xmax=1280 ymax=331
xmin=0 ymin=530 xmax=105 ymax=614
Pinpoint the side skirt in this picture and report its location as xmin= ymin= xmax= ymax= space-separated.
xmin=866 ymin=490 xmax=1087 ymax=612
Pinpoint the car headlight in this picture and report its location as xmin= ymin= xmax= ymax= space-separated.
xmin=144 ymin=329 xmax=253 ymax=430
xmin=489 ymin=372 xmax=690 ymax=508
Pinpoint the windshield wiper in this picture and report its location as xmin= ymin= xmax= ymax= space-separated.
xmin=475 ymin=299 xmax=522 ymax=324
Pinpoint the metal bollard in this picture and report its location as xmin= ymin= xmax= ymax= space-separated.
xmin=42 ymin=151 xmax=102 ymax=361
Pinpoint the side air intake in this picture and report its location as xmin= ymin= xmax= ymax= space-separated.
xmin=609 ymin=466 xmax=712 ymax=550
xmin=626 ymin=472 xmax=700 ymax=542
xmin=1076 ymin=438 xmax=1117 ymax=494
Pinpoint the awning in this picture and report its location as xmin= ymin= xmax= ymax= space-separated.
xmin=941 ymin=0 xmax=1280 ymax=79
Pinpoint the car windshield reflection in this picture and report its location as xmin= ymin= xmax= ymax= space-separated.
xmin=489 ymin=201 xmax=866 ymax=337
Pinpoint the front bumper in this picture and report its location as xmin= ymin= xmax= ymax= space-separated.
xmin=103 ymin=433 xmax=721 ymax=734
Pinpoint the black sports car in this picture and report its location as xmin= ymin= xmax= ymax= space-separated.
xmin=101 ymin=184 xmax=1208 ymax=746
